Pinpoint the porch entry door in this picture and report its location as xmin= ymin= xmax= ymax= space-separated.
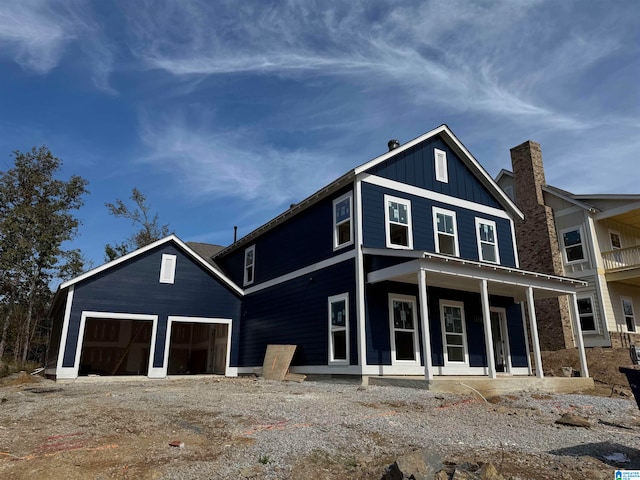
xmin=389 ymin=295 xmax=420 ymax=365
xmin=490 ymin=308 xmax=509 ymax=373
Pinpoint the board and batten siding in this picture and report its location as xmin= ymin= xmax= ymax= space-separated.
xmin=61 ymin=243 xmax=242 ymax=369
xmin=361 ymin=182 xmax=516 ymax=267
xmin=217 ymin=186 xmax=354 ymax=286
xmin=364 ymin=134 xmax=502 ymax=209
xmin=237 ymin=259 xmax=356 ymax=368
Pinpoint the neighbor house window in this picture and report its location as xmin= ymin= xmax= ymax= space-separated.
xmin=433 ymin=207 xmax=459 ymax=256
xmin=389 ymin=295 xmax=419 ymax=363
xmin=159 ymin=254 xmax=177 ymax=284
xmin=577 ymin=297 xmax=596 ymax=332
xmin=610 ymin=230 xmax=622 ymax=250
xmin=384 ymin=195 xmax=413 ymax=249
xmin=243 ymin=246 xmax=255 ymax=286
xmin=333 ymin=193 xmax=353 ymax=250
xmin=440 ymin=300 xmax=468 ymax=365
xmin=610 ymin=230 xmax=623 ymax=263
xmin=328 ymin=293 xmax=349 ymax=363
xmin=476 ymin=218 xmax=499 ymax=264
xmin=561 ymin=228 xmax=585 ymax=263
xmin=434 ymin=148 xmax=448 ymax=183
xmin=622 ymin=297 xmax=636 ymax=332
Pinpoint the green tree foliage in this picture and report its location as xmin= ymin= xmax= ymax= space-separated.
xmin=104 ymin=188 xmax=170 ymax=261
xmin=0 ymin=146 xmax=89 ymax=364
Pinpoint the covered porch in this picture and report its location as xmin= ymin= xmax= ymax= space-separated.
xmin=364 ymin=248 xmax=589 ymax=381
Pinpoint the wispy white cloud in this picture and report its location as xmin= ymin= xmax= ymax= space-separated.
xmin=123 ymin=0 xmax=628 ymax=131
xmin=0 ymin=1 xmax=115 ymax=93
xmin=137 ymin=110 xmax=344 ymax=208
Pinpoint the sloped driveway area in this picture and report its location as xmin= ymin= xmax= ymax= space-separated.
xmin=0 ymin=374 xmax=639 ymax=479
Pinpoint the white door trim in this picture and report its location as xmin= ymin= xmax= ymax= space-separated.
xmin=162 ymin=316 xmax=233 ymax=378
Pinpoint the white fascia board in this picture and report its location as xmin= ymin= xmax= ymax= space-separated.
xmin=58 ymin=234 xmax=244 ymax=296
xmin=354 ymin=125 xmax=523 ymax=220
xmin=366 ymin=250 xmax=586 ymax=293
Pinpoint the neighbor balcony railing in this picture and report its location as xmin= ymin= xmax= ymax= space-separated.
xmin=602 ymin=245 xmax=640 ymax=272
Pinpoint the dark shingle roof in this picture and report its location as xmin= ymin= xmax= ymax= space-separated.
xmin=186 ymin=241 xmax=225 ymax=266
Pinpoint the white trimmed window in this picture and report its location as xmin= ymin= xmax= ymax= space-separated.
xmin=610 ymin=230 xmax=622 ymax=250
xmin=328 ymin=293 xmax=349 ymax=364
xmin=384 ymin=195 xmax=413 ymax=249
xmin=333 ymin=193 xmax=353 ymax=250
xmin=159 ymin=254 xmax=177 ymax=284
xmin=577 ymin=296 xmax=597 ymax=333
xmin=434 ymin=148 xmax=448 ymax=183
xmin=243 ymin=245 xmax=255 ymax=286
xmin=476 ymin=218 xmax=500 ymax=264
xmin=433 ymin=207 xmax=459 ymax=256
xmin=622 ymin=297 xmax=636 ymax=332
xmin=561 ymin=227 xmax=585 ymax=263
xmin=440 ymin=300 xmax=468 ymax=365
xmin=610 ymin=230 xmax=623 ymax=264
xmin=389 ymin=295 xmax=420 ymax=364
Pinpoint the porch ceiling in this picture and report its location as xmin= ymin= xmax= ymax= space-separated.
xmin=365 ymin=249 xmax=586 ymax=301
xmin=608 ymin=207 xmax=640 ymax=230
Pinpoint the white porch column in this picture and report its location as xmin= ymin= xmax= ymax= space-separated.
xmin=570 ymin=293 xmax=590 ymax=378
xmin=526 ymin=287 xmax=544 ymax=378
xmin=418 ymin=269 xmax=433 ymax=380
xmin=520 ymin=302 xmax=533 ymax=375
xmin=480 ymin=279 xmax=496 ymax=379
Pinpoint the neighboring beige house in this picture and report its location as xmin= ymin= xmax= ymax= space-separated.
xmin=497 ymin=141 xmax=640 ymax=349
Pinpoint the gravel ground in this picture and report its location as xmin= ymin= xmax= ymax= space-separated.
xmin=1 ymin=375 xmax=639 ymax=479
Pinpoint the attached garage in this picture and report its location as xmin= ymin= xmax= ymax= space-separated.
xmin=46 ymin=236 xmax=242 ymax=380
xmin=165 ymin=317 xmax=231 ymax=375
xmin=78 ymin=313 xmax=156 ymax=377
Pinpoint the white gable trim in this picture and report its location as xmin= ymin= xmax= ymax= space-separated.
xmin=361 ymin=174 xmax=513 ymax=220
xmin=58 ymin=235 xmax=243 ymax=296
xmin=354 ymin=124 xmax=523 ymax=220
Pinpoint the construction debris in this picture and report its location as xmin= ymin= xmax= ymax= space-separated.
xmin=262 ymin=345 xmax=297 ymax=381
xmin=555 ymin=412 xmax=590 ymax=428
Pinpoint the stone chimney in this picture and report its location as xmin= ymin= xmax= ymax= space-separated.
xmin=510 ymin=141 xmax=574 ymax=350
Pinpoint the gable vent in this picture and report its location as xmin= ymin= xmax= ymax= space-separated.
xmin=388 ymin=139 xmax=400 ymax=151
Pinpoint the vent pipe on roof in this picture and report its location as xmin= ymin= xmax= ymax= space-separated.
xmin=233 ymin=225 xmax=237 ymax=243
xmin=388 ymin=139 xmax=400 ymax=151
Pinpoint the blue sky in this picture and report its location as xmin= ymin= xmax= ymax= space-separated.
xmin=0 ymin=0 xmax=638 ymax=271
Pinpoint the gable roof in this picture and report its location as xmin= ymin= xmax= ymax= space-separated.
xmin=57 ymin=235 xmax=243 ymax=296
xmin=216 ymin=124 xmax=523 ymax=257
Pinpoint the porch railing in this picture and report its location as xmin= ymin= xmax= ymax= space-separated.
xmin=602 ymin=245 xmax=640 ymax=272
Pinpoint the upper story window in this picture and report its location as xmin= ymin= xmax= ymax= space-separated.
xmin=561 ymin=227 xmax=585 ymax=263
xmin=333 ymin=193 xmax=353 ymax=250
xmin=610 ymin=230 xmax=622 ymax=249
xmin=384 ymin=195 xmax=413 ymax=249
xmin=476 ymin=218 xmax=500 ymax=264
xmin=577 ymin=296 xmax=597 ymax=333
xmin=433 ymin=207 xmax=459 ymax=256
xmin=434 ymin=148 xmax=448 ymax=183
xmin=159 ymin=254 xmax=177 ymax=284
xmin=328 ymin=293 xmax=349 ymax=364
xmin=243 ymin=245 xmax=255 ymax=286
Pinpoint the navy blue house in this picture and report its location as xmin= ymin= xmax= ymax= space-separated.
xmin=48 ymin=125 xmax=590 ymax=380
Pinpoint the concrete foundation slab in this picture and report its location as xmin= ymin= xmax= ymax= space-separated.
xmin=366 ymin=375 xmax=594 ymax=396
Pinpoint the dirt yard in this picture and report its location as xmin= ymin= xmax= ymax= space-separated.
xmin=0 ymin=348 xmax=637 ymax=480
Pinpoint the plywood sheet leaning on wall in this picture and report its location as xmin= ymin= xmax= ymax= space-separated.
xmin=262 ymin=345 xmax=297 ymax=381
